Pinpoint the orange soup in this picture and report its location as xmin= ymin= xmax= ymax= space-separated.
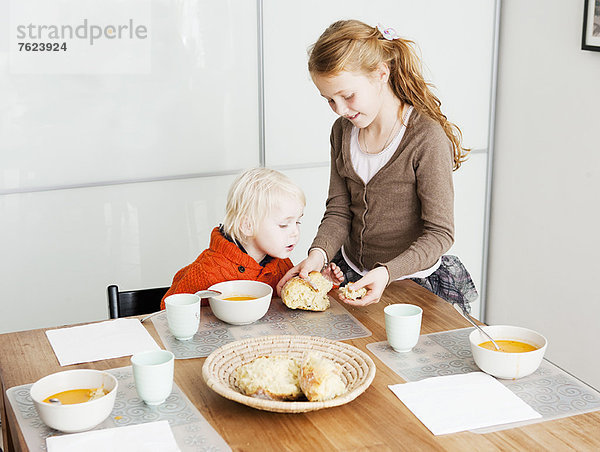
xmin=43 ymin=388 xmax=108 ymax=405
xmin=478 ymin=340 xmax=538 ymax=353
xmin=223 ymin=296 xmax=257 ymax=301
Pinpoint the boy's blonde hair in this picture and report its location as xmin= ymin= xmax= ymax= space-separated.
xmin=223 ymin=168 xmax=306 ymax=244
xmin=308 ymin=19 xmax=469 ymax=171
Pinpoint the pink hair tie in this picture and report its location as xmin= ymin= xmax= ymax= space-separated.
xmin=377 ymin=23 xmax=400 ymax=40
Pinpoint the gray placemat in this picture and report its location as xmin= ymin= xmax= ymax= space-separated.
xmin=6 ymin=366 xmax=230 ymax=451
xmin=367 ymin=327 xmax=600 ymax=433
xmin=153 ymin=296 xmax=372 ymax=359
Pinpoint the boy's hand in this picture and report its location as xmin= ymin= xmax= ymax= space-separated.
xmin=276 ymin=249 xmax=325 ymax=296
xmin=321 ymin=262 xmax=344 ymax=287
xmin=338 ymin=267 xmax=389 ymax=306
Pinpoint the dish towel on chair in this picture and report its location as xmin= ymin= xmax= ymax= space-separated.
xmin=411 ymin=255 xmax=478 ymax=313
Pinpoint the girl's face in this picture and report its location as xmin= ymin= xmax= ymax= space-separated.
xmin=311 ymin=69 xmax=387 ymax=129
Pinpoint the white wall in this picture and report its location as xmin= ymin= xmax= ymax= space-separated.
xmin=488 ymin=0 xmax=600 ymax=390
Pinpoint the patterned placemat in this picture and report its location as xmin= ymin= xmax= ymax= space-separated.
xmin=152 ymin=296 xmax=371 ymax=359
xmin=6 ymin=366 xmax=230 ymax=451
xmin=367 ymin=328 xmax=600 ymax=433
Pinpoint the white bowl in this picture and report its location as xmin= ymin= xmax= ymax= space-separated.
xmin=206 ymin=280 xmax=272 ymax=325
xmin=30 ymin=369 xmax=118 ymax=433
xmin=469 ymin=325 xmax=547 ymax=380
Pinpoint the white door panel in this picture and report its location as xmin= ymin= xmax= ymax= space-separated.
xmin=0 ymin=175 xmax=236 ymax=332
xmin=1 ymin=0 xmax=259 ymax=192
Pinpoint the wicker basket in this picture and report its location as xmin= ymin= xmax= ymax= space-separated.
xmin=202 ymin=335 xmax=376 ymax=413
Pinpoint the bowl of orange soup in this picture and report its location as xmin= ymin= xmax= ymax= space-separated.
xmin=206 ymin=280 xmax=273 ymax=325
xmin=469 ymin=325 xmax=547 ymax=380
xmin=30 ymin=369 xmax=118 ymax=433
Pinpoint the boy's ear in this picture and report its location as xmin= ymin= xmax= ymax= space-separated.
xmin=240 ymin=216 xmax=253 ymax=237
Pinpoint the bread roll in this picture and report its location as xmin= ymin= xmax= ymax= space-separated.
xmin=299 ymin=353 xmax=346 ymax=402
xmin=339 ymin=284 xmax=367 ymax=301
xmin=281 ymin=271 xmax=333 ymax=311
xmin=234 ymin=356 xmax=302 ymax=401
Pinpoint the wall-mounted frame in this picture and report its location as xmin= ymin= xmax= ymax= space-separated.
xmin=582 ymin=0 xmax=600 ymax=51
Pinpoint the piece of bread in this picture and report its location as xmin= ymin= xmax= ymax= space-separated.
xmin=339 ymin=284 xmax=367 ymax=301
xmin=299 ymin=353 xmax=347 ymax=402
xmin=234 ymin=356 xmax=302 ymax=401
xmin=281 ymin=271 xmax=333 ymax=311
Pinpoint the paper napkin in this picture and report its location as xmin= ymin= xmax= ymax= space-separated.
xmin=46 ymin=420 xmax=180 ymax=452
xmin=46 ymin=318 xmax=160 ymax=366
xmin=389 ymin=372 xmax=542 ymax=435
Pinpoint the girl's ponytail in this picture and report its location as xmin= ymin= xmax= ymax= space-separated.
xmin=385 ymin=38 xmax=469 ymax=170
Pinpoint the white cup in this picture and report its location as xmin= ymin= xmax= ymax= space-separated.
xmin=131 ymin=349 xmax=174 ymax=405
xmin=165 ymin=293 xmax=200 ymax=340
xmin=384 ymin=304 xmax=423 ymax=353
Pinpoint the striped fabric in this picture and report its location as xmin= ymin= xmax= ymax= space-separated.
xmin=411 ymin=255 xmax=478 ymax=313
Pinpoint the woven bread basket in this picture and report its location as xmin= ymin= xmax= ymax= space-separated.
xmin=202 ymin=335 xmax=376 ymax=413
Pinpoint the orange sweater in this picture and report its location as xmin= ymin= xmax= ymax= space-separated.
xmin=161 ymin=227 xmax=293 ymax=309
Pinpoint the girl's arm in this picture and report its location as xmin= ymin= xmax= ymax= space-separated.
xmin=309 ymin=119 xmax=353 ymax=262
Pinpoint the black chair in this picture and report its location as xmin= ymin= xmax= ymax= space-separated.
xmin=107 ymin=285 xmax=170 ymax=319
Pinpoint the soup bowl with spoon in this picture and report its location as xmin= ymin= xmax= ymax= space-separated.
xmin=469 ymin=325 xmax=548 ymax=380
xmin=30 ymin=369 xmax=118 ymax=433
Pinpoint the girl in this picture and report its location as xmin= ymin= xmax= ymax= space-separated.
xmin=277 ymin=20 xmax=477 ymax=310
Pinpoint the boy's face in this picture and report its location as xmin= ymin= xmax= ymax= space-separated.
xmin=252 ymin=196 xmax=304 ymax=260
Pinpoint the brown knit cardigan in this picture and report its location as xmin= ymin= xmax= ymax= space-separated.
xmin=310 ymin=109 xmax=455 ymax=282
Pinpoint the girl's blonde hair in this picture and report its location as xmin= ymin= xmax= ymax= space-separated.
xmin=308 ymin=19 xmax=469 ymax=170
xmin=223 ymin=167 xmax=306 ymax=244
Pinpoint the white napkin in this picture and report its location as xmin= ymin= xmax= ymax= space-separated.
xmin=46 ymin=420 xmax=180 ymax=452
xmin=389 ymin=372 xmax=542 ymax=435
xmin=46 ymin=319 xmax=160 ymax=366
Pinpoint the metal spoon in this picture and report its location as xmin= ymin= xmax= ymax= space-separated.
xmin=48 ymin=398 xmax=62 ymax=405
xmin=140 ymin=311 xmax=163 ymax=323
xmin=459 ymin=304 xmax=501 ymax=351
xmin=195 ymin=289 xmax=222 ymax=298
xmin=140 ymin=290 xmax=222 ymax=323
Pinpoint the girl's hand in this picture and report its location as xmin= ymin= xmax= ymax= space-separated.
xmin=339 ymin=267 xmax=390 ymax=306
xmin=321 ymin=262 xmax=344 ymax=287
xmin=276 ymin=249 xmax=325 ymax=296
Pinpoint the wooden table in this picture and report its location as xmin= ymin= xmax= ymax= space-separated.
xmin=1 ymin=280 xmax=599 ymax=451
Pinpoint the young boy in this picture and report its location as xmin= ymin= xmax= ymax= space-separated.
xmin=161 ymin=168 xmax=341 ymax=309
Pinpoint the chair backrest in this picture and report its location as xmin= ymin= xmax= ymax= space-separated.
xmin=107 ymin=285 xmax=170 ymax=319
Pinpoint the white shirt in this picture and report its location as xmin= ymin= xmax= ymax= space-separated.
xmin=350 ymin=106 xmax=413 ymax=184
xmin=341 ymin=246 xmax=441 ymax=281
